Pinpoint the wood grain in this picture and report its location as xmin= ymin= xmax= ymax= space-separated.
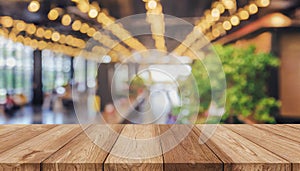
xmin=43 ymin=124 xmax=124 ymax=171
xmin=0 ymin=125 xmax=82 ymax=171
xmin=104 ymin=124 xmax=163 ymax=171
xmin=254 ymin=124 xmax=300 ymax=143
xmin=0 ymin=125 xmax=56 ymax=155
xmin=0 ymin=124 xmax=298 ymax=171
xmin=225 ymin=124 xmax=300 ymax=171
xmin=197 ymin=125 xmax=290 ymax=171
xmin=286 ymin=124 xmax=300 ymax=130
xmin=0 ymin=125 xmax=28 ymax=134
xmin=160 ymin=125 xmax=222 ymax=171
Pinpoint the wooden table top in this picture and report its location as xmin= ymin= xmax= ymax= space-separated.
xmin=0 ymin=124 xmax=299 ymax=171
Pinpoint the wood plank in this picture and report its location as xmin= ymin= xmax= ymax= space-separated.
xmin=0 ymin=125 xmax=28 ymax=135
xmin=225 ymin=124 xmax=300 ymax=171
xmin=254 ymin=124 xmax=300 ymax=143
xmin=286 ymin=124 xmax=300 ymax=130
xmin=0 ymin=125 xmax=83 ymax=171
xmin=104 ymin=125 xmax=163 ymax=171
xmin=43 ymin=124 xmax=124 ymax=171
xmin=196 ymin=125 xmax=290 ymax=171
xmin=160 ymin=125 xmax=222 ymax=171
xmin=0 ymin=125 xmax=56 ymax=154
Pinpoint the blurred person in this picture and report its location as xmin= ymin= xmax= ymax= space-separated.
xmin=4 ymin=94 xmax=17 ymax=116
xmin=102 ymin=103 xmax=117 ymax=123
xmin=127 ymin=76 xmax=148 ymax=123
xmin=13 ymin=94 xmax=27 ymax=106
xmin=49 ymin=89 xmax=58 ymax=111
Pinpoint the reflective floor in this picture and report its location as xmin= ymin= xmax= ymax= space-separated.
xmin=0 ymin=97 xmax=78 ymax=124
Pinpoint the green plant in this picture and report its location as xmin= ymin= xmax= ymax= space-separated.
xmin=192 ymin=44 xmax=280 ymax=123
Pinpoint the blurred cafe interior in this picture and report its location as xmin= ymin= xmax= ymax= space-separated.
xmin=0 ymin=0 xmax=299 ymax=124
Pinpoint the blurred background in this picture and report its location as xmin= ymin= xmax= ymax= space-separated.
xmin=0 ymin=0 xmax=299 ymax=124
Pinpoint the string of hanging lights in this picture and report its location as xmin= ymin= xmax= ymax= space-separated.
xmin=25 ymin=1 xmax=128 ymax=60
xmin=144 ymin=0 xmax=167 ymax=52
xmin=21 ymin=0 xmax=271 ymax=60
xmin=0 ymin=29 xmax=82 ymax=57
xmin=0 ymin=16 xmax=86 ymax=49
xmin=44 ymin=1 xmax=133 ymax=59
xmin=173 ymin=0 xmax=270 ymax=57
xmin=182 ymin=0 xmax=271 ymax=59
xmin=71 ymin=0 xmax=147 ymax=52
xmin=0 ymin=16 xmax=93 ymax=57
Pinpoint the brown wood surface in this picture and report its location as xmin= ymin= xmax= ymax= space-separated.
xmin=225 ymin=124 xmax=300 ymax=171
xmin=287 ymin=124 xmax=300 ymax=130
xmin=0 ymin=124 xmax=298 ymax=171
xmin=0 ymin=125 xmax=82 ymax=171
xmin=104 ymin=124 xmax=163 ymax=171
xmin=196 ymin=125 xmax=289 ymax=171
xmin=253 ymin=124 xmax=300 ymax=143
xmin=43 ymin=125 xmax=124 ymax=171
xmin=160 ymin=125 xmax=222 ymax=171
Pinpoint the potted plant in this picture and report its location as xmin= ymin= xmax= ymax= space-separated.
xmin=191 ymin=44 xmax=280 ymax=123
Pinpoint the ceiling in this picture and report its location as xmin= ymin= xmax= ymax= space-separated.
xmin=0 ymin=0 xmax=299 ymax=55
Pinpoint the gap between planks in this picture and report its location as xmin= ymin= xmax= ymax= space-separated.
xmin=225 ymin=124 xmax=299 ymax=171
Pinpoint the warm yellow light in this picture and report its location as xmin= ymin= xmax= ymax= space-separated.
xmin=87 ymin=27 xmax=96 ymax=37
xmin=88 ymin=8 xmax=98 ymax=18
xmin=195 ymin=25 xmax=204 ymax=32
xmin=38 ymin=41 xmax=47 ymax=50
xmin=204 ymin=10 xmax=210 ymax=16
xmin=211 ymin=8 xmax=220 ymax=20
xmin=212 ymin=29 xmax=220 ymax=38
xmin=24 ymin=37 xmax=31 ymax=46
xmin=205 ymin=33 xmax=213 ymax=41
xmin=271 ymin=17 xmax=285 ymax=26
xmin=72 ymin=20 xmax=82 ymax=31
xmin=77 ymin=2 xmax=89 ymax=13
xmin=11 ymin=28 xmax=20 ymax=35
xmin=206 ymin=14 xmax=213 ymax=23
xmin=230 ymin=15 xmax=240 ymax=26
xmin=16 ymin=35 xmax=24 ymax=42
xmin=51 ymin=31 xmax=60 ymax=42
xmin=97 ymin=12 xmax=114 ymax=26
xmin=48 ymin=8 xmax=59 ymax=20
xmin=257 ymin=0 xmax=270 ymax=7
xmin=0 ymin=29 xmax=4 ymax=36
xmin=9 ymin=32 xmax=16 ymax=42
xmin=80 ymin=23 xmax=89 ymax=34
xmin=30 ymin=39 xmax=38 ymax=49
xmin=66 ymin=35 xmax=73 ymax=44
xmin=93 ymin=32 xmax=101 ymax=40
xmin=223 ymin=0 xmax=235 ymax=9
xmin=46 ymin=42 xmax=52 ymax=48
xmin=248 ymin=3 xmax=258 ymax=14
xmin=35 ymin=27 xmax=44 ymax=38
xmin=223 ymin=20 xmax=232 ymax=30
xmin=44 ymin=29 xmax=52 ymax=39
xmin=77 ymin=40 xmax=86 ymax=48
xmin=90 ymin=1 xmax=101 ymax=11
xmin=26 ymin=24 xmax=37 ymax=34
xmin=216 ymin=3 xmax=225 ymax=13
xmin=28 ymin=0 xmax=40 ymax=13
xmin=15 ymin=21 xmax=26 ymax=31
xmin=1 ymin=16 xmax=13 ymax=28
xmin=147 ymin=0 xmax=157 ymax=10
xmin=59 ymin=35 xmax=66 ymax=44
xmin=61 ymin=14 xmax=72 ymax=26
xmin=202 ymin=20 xmax=210 ymax=30
xmin=0 ymin=28 xmax=9 ymax=37
xmin=269 ymin=13 xmax=292 ymax=27
xmin=239 ymin=10 xmax=249 ymax=20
